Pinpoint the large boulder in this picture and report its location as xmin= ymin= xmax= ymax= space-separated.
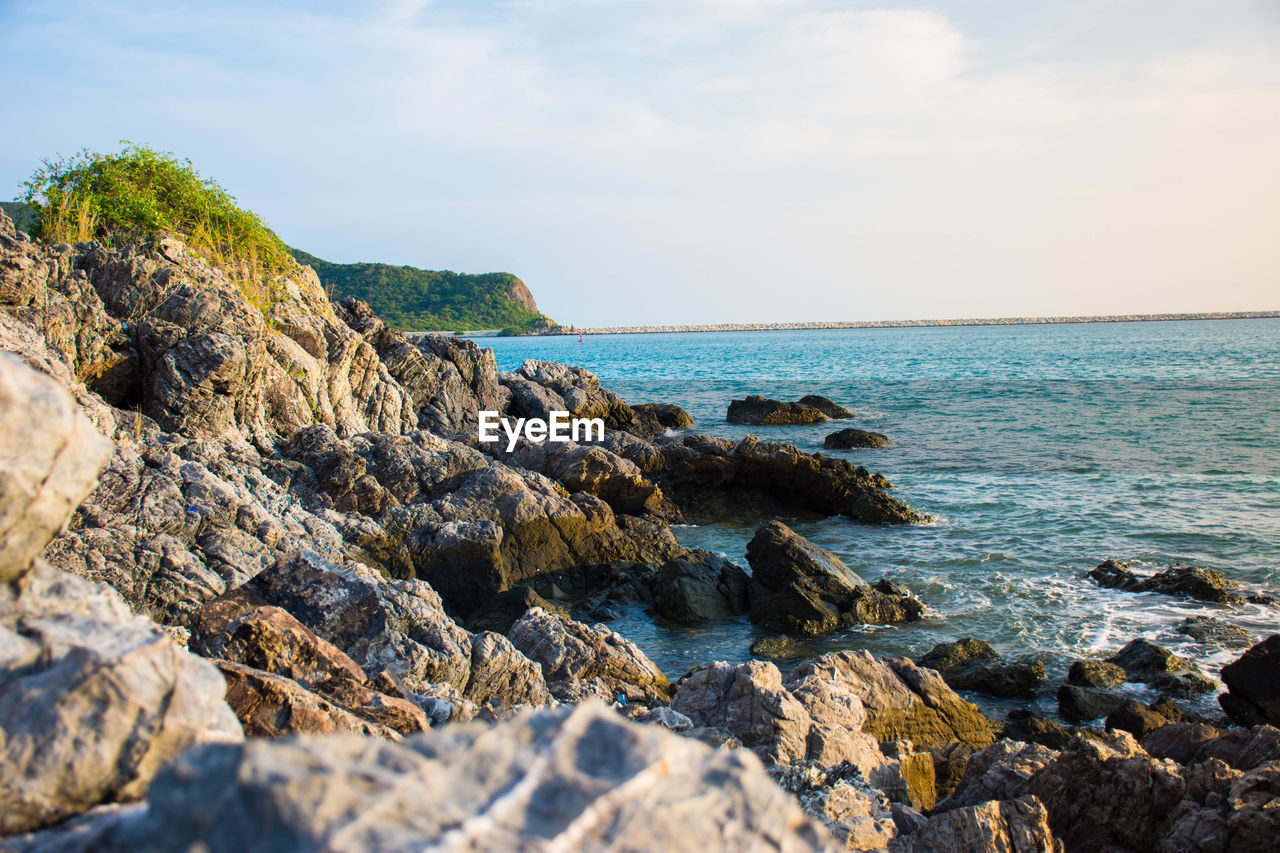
xmin=1220 ymin=635 xmax=1280 ymax=726
xmin=24 ymin=703 xmax=837 ymax=852
xmin=747 ymin=521 xmax=923 ymax=636
xmin=652 ymin=550 xmax=750 ymax=624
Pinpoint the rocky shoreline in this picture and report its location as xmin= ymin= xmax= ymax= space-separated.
xmin=2 ymin=206 xmax=1278 ymax=852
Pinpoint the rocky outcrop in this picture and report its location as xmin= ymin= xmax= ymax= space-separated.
xmin=509 ymin=607 xmax=671 ymax=704
xmin=1220 ymin=635 xmax=1280 ymax=726
xmin=1107 ymin=638 xmax=1215 ymax=697
xmin=0 ymin=356 xmax=241 ymax=836
xmin=772 ymin=761 xmax=899 ymax=851
xmin=652 ymin=550 xmax=750 ymax=623
xmin=824 ymin=428 xmax=890 ymax=449
xmin=896 ymin=795 xmax=1060 ymax=853
xmin=1090 ymin=559 xmax=1248 ymax=605
xmin=747 ymin=521 xmax=924 ymax=636
xmin=728 ymin=395 xmax=831 ymax=425
xmin=916 ymin=639 xmax=1046 ymax=698
xmin=14 ymin=703 xmax=838 ymax=852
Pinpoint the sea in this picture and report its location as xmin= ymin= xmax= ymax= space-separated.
xmin=481 ymin=319 xmax=1280 ymax=718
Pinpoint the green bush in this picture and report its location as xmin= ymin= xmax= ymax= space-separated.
xmin=21 ymin=143 xmax=296 ymax=308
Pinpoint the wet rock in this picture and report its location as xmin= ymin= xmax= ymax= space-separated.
xmin=1089 ymin=559 xmax=1244 ymax=605
xmin=508 ymin=607 xmax=671 ymax=704
xmin=727 ymin=395 xmax=829 ymax=425
xmin=797 ymin=395 xmax=855 ymax=419
xmin=747 ymin=521 xmax=923 ymax=636
xmin=1177 ymin=615 xmax=1254 ymax=650
xmin=895 ymin=795 xmax=1060 ymax=853
xmin=1219 ymin=635 xmax=1280 ymax=726
xmin=751 ymin=634 xmax=810 ymax=660
xmin=61 ymin=702 xmax=836 ymax=852
xmin=787 ymin=651 xmax=998 ymax=751
xmin=1067 ymin=659 xmax=1126 ymax=688
xmin=652 ymin=550 xmax=750 ymax=624
xmin=824 ymin=428 xmax=890 ymax=450
xmin=630 ymin=402 xmax=694 ymax=438
xmin=917 ymin=639 xmax=1046 ymax=698
xmin=1109 ymin=638 xmax=1193 ymax=680
xmin=1057 ymin=684 xmax=1127 ymax=722
xmin=1106 ymin=700 xmax=1171 ymax=739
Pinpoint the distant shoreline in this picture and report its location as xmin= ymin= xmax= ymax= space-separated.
xmin=455 ymin=310 xmax=1277 ymax=337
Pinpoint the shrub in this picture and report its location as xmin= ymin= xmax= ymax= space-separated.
xmin=21 ymin=142 xmax=296 ymax=309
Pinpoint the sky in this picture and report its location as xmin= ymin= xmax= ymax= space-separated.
xmin=2 ymin=0 xmax=1278 ymax=326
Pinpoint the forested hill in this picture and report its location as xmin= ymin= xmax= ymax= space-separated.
xmin=290 ymin=247 xmax=552 ymax=333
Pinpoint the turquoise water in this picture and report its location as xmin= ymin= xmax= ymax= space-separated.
xmin=482 ymin=320 xmax=1280 ymax=713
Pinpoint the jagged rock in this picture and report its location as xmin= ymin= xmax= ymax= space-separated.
xmin=1219 ymin=635 xmax=1280 ymax=726
xmin=652 ymin=550 xmax=750 ymax=624
xmin=1000 ymin=714 xmax=1079 ymax=751
xmin=1089 ymin=559 xmax=1245 ymax=605
xmin=772 ymin=761 xmax=899 ymax=851
xmin=0 ymin=356 xmax=241 ymax=836
xmin=895 ymin=795 xmax=1061 ymax=853
xmin=465 ymin=630 xmax=552 ymax=708
xmin=0 ymin=353 xmax=113 ymax=581
xmin=1140 ymin=722 xmax=1227 ymax=765
xmin=34 ymin=702 xmax=836 ymax=852
xmin=787 ymin=651 xmax=997 ymax=751
xmin=940 ymin=732 xmax=1187 ymax=851
xmin=1177 ymin=615 xmax=1254 ymax=650
xmin=509 ymin=607 xmax=671 ymax=704
xmin=917 ymin=639 xmax=1045 ymax=698
xmin=747 ymin=521 xmax=923 ymax=636
xmin=605 ymin=432 xmax=924 ymax=524
xmin=1057 ymin=684 xmax=1127 ymax=722
xmin=1067 ymin=659 xmax=1126 ymax=687
xmin=1193 ymin=726 xmax=1280 ymax=772
xmin=727 ymin=395 xmax=829 ymax=425
xmin=214 ymin=660 xmax=401 ymax=739
xmin=797 ymin=395 xmax=855 ymax=419
xmin=824 ymin=428 xmax=890 ymax=450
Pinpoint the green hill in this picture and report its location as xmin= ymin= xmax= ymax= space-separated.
xmin=290 ymin=248 xmax=552 ymax=333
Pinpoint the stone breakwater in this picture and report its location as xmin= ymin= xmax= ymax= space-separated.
xmin=3 ymin=206 xmax=1280 ymax=852
xmin=572 ymin=310 xmax=1280 ymax=336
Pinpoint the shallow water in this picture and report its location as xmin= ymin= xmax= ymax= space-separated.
xmin=482 ymin=320 xmax=1280 ymax=715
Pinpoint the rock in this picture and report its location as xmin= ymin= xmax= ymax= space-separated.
xmin=747 ymin=521 xmax=923 ymax=636
xmin=628 ymin=706 xmax=694 ymax=731
xmin=895 ymin=795 xmax=1060 ymax=853
xmin=60 ymin=702 xmax=836 ymax=852
xmin=824 ymin=428 xmax=890 ymax=450
xmin=465 ymin=630 xmax=552 ymax=708
xmin=214 ymin=659 xmax=401 ymax=739
xmin=1067 ymin=659 xmax=1126 ymax=688
xmin=1219 ymin=635 xmax=1280 ymax=726
xmin=1057 ymin=684 xmax=1127 ymax=722
xmin=1108 ymin=638 xmax=1192 ymax=680
xmin=1106 ymin=700 xmax=1171 ymax=739
xmin=1140 ymin=722 xmax=1227 ymax=765
xmin=0 ymin=353 xmax=113 ymax=581
xmin=652 ymin=550 xmax=750 ymax=624
xmin=1178 ymin=615 xmax=1254 ymax=650
xmin=1193 ymin=726 xmax=1280 ymax=771
xmin=464 ymin=586 xmax=564 ymax=634
xmin=797 ymin=395 xmax=855 ymax=419
xmin=917 ymin=639 xmax=1046 ymax=698
xmin=1221 ymin=762 xmax=1280 ymax=852
xmin=771 ymin=761 xmax=899 ymax=851
xmin=630 ymin=402 xmax=694 ymax=438
xmin=1000 ymin=715 xmax=1081 ymax=751
xmin=1089 ymin=559 xmax=1244 ymax=605
xmin=751 ymin=634 xmax=810 ymax=660
xmin=787 ymin=651 xmax=998 ymax=751
xmin=727 ymin=395 xmax=828 ymax=425
xmin=508 ymin=607 xmax=671 ymax=704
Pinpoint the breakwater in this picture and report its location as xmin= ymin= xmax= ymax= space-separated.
xmin=573 ymin=310 xmax=1279 ymax=336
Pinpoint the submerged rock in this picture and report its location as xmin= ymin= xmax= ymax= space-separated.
xmin=727 ymin=395 xmax=830 ymax=425
xmin=1089 ymin=559 xmax=1245 ymax=605
xmin=796 ymin=395 xmax=855 ymax=420
xmin=824 ymin=428 xmax=890 ymax=450
xmin=747 ymin=521 xmax=924 ymax=636
xmin=1219 ymin=635 xmax=1280 ymax=726
xmin=1178 ymin=615 xmax=1254 ymax=650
